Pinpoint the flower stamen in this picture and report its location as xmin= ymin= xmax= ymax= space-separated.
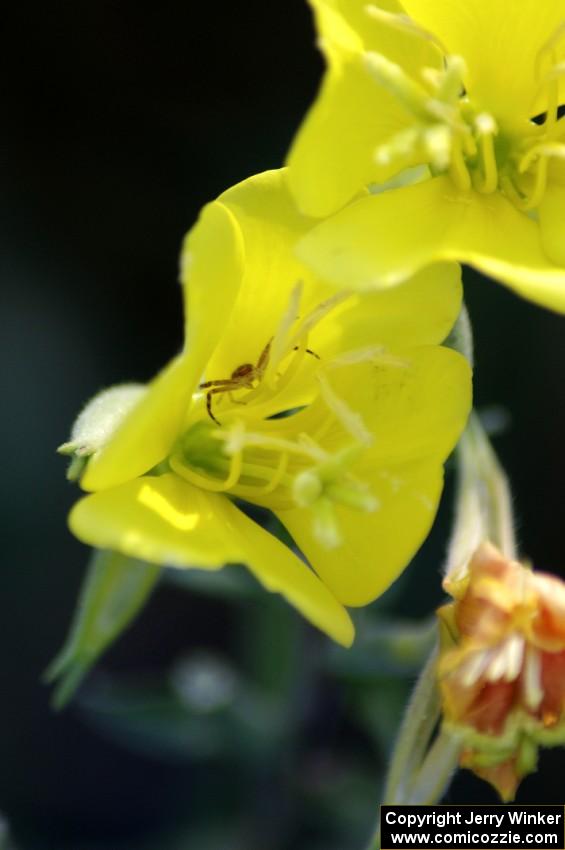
xmin=364 ymin=4 xmax=447 ymax=57
xmin=473 ymin=114 xmax=499 ymax=194
xmin=258 ymin=450 xmax=289 ymax=494
xmin=170 ymin=443 xmax=243 ymax=493
xmin=449 ymin=136 xmax=472 ymax=191
xmin=317 ymin=372 xmax=373 ymax=446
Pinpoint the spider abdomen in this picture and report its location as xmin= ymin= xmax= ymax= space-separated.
xmin=231 ymin=364 xmax=254 ymax=380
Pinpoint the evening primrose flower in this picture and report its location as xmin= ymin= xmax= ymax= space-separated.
xmin=64 ymin=169 xmax=470 ymax=646
xmin=289 ymin=0 xmax=565 ymax=313
xmin=438 ymin=542 xmax=565 ymax=800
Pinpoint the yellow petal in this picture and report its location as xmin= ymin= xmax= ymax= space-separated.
xmin=82 ymin=200 xmax=245 ymax=491
xmin=312 ymin=264 xmax=462 ymax=354
xmin=204 ymin=169 xmax=333 ymax=382
xmin=401 ymin=0 xmax=565 ymax=127
xmin=317 ymin=345 xmax=472 ymax=464
xmin=203 ymin=170 xmax=462 ymax=406
xmin=311 ymin=0 xmax=439 ymax=66
xmin=70 ymin=474 xmax=354 ymax=646
xmin=278 ymin=345 xmax=472 ymax=606
xmin=227 ymin=501 xmax=354 ymax=647
xmin=280 ymin=458 xmax=444 ymax=606
xmin=286 ymin=0 xmax=440 ymax=217
xmin=287 ymin=53 xmax=411 ymax=217
xmin=538 ymin=183 xmax=565 ymax=266
xmin=298 ymin=176 xmax=565 ymax=314
xmin=71 ymin=473 xmax=244 ymax=566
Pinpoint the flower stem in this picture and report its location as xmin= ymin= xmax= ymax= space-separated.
xmin=366 ymin=304 xmax=518 ymax=848
xmin=446 ymin=412 xmax=517 ymax=580
xmin=365 ymin=647 xmax=461 ymax=850
xmin=404 ymin=728 xmax=462 ymax=805
xmin=446 ymin=305 xmax=515 ymax=574
xmin=380 ymin=647 xmax=441 ymax=807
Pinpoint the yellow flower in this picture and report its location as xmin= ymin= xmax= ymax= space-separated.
xmin=64 ymin=169 xmax=471 ymax=646
xmin=438 ymin=542 xmax=565 ymax=800
xmin=288 ymin=0 xmax=565 ymax=313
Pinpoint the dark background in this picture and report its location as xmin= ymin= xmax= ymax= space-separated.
xmin=2 ymin=2 xmax=565 ymax=848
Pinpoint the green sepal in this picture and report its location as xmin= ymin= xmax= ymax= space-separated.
xmin=45 ymin=549 xmax=160 ymax=709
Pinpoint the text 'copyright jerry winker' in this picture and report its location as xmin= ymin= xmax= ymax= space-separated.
xmin=381 ymin=805 xmax=565 ymax=849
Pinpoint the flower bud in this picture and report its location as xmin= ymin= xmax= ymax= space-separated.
xmin=58 ymin=384 xmax=145 ymax=480
xmin=437 ymin=542 xmax=565 ymax=800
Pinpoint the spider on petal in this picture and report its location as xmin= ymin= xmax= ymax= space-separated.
xmin=199 ymin=338 xmax=273 ymax=425
xmin=199 ymin=339 xmax=320 ymax=424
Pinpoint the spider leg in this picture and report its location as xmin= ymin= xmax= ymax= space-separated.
xmin=199 ymin=379 xmax=237 ymax=389
xmin=206 ymin=391 xmax=221 ymax=425
xmin=205 ymin=385 xmax=238 ymax=424
xmin=293 ymin=345 xmax=320 ymax=360
xmin=256 ymin=338 xmax=273 ymax=372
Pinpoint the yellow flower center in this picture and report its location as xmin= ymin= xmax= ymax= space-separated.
xmin=168 ymin=285 xmax=380 ymax=548
xmin=365 ymin=8 xmax=565 ymax=211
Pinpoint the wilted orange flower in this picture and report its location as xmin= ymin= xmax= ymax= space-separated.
xmin=438 ymin=542 xmax=565 ymax=800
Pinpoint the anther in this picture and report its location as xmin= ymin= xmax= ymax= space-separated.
xmin=423 ymin=125 xmax=452 ymax=171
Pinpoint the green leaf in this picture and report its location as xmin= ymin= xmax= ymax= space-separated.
xmin=76 ymin=659 xmax=287 ymax=764
xmin=45 ymin=549 xmax=160 ymax=709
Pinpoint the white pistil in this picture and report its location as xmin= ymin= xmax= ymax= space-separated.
xmin=317 ymin=372 xmax=373 ymax=447
xmin=293 ymin=469 xmax=324 ymax=508
xmin=293 ymin=441 xmax=378 ymax=547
